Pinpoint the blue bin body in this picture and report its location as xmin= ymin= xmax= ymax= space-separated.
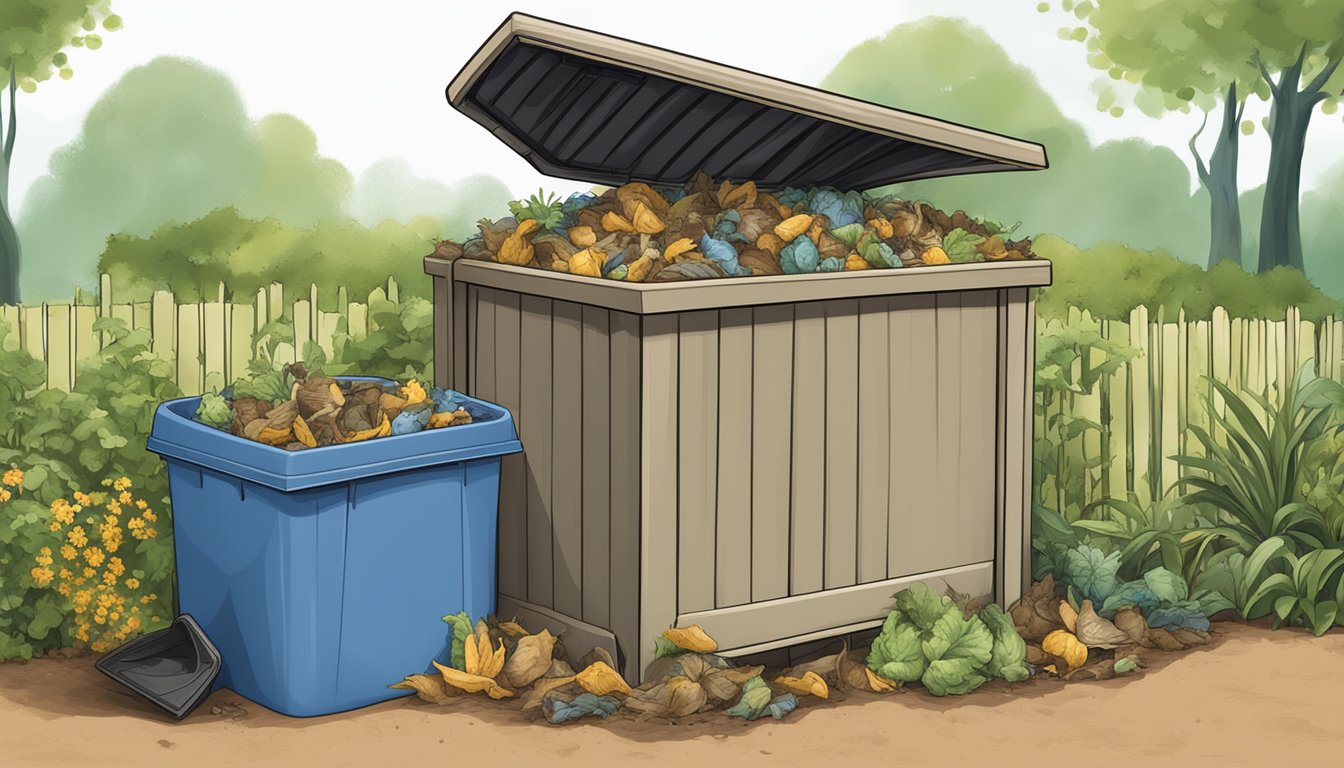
xmin=146 ymin=378 xmax=521 ymax=717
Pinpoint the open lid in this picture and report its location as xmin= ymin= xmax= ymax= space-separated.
xmin=447 ymin=13 xmax=1048 ymax=190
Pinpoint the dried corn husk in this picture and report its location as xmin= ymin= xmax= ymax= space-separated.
xmin=497 ymin=219 xmax=539 ymax=266
xmin=569 ymin=248 xmax=604 ymax=277
xmin=921 ymin=246 xmax=951 ymax=265
xmin=774 ymin=214 xmax=812 ymax=242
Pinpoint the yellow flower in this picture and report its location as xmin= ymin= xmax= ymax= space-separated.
xmin=58 ymin=567 xmax=73 ymax=580
xmin=118 ymin=491 xmax=132 ymax=505
xmin=67 ymin=526 xmax=88 ymax=547
xmin=2 ymin=468 xmax=23 ymax=487
xmin=57 ymin=583 xmax=71 ymax=596
xmin=30 ymin=566 xmax=53 ymax=586
xmin=83 ymin=547 xmax=105 ymax=568
xmin=49 ymin=522 xmax=61 ymax=532
xmin=0 ymin=488 xmax=10 ymax=503
xmin=112 ymin=477 xmax=132 ymax=491
xmin=141 ymin=510 xmax=156 ymax=523
xmin=82 ymin=567 xmax=96 ymax=579
xmin=134 ymin=499 xmax=147 ymax=510
xmin=124 ymin=577 xmax=140 ymax=590
xmin=60 ymin=544 xmax=77 ymax=560
xmin=50 ymin=499 xmax=75 ymax=525
xmin=107 ymin=557 xmax=125 ymax=577
xmin=74 ymin=491 xmax=91 ymax=505
xmin=100 ymin=479 xmax=112 ymax=487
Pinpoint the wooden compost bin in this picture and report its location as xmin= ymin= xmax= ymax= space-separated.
xmin=428 ymin=13 xmax=1052 ymax=682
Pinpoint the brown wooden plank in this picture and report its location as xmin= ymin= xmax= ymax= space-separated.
xmin=790 ymin=302 xmax=826 ymax=596
xmin=608 ymin=311 xmax=642 ymax=679
xmin=887 ymin=295 xmax=915 ymax=579
xmin=958 ymin=291 xmax=998 ymax=564
xmin=716 ymin=308 xmax=753 ymax=607
xmin=520 ymin=295 xmax=555 ymax=608
xmin=678 ymin=311 xmax=718 ymax=614
xmin=857 ymin=297 xmax=890 ymax=583
xmin=581 ymin=305 xmax=612 ymax=628
xmin=899 ymin=294 xmax=939 ymax=575
xmin=550 ymin=300 xmax=585 ymax=618
xmin=639 ymin=314 xmax=679 ymax=681
xmin=494 ymin=292 xmax=527 ymax=600
xmin=824 ymin=300 xmax=859 ymax=589
xmin=432 ymin=275 xmax=450 ymax=387
xmin=935 ymin=293 xmax=964 ymax=568
xmin=473 ymin=287 xmax=497 ymax=402
xmin=751 ymin=304 xmax=793 ymax=602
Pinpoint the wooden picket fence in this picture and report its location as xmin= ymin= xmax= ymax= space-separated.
xmin=0 ymin=274 xmax=403 ymax=396
xmin=1042 ymin=304 xmax=1344 ymax=510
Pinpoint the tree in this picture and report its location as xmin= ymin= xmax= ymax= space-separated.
xmin=1245 ymin=3 xmax=1344 ymax=273
xmin=0 ymin=1 xmax=120 ymax=303
xmin=820 ymin=17 xmax=1207 ymax=260
xmin=18 ymin=57 xmax=355 ymax=301
xmin=347 ymin=157 xmax=513 ymax=239
xmin=1050 ymin=0 xmax=1261 ymax=269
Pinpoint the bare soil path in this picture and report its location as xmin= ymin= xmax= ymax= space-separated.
xmin=2 ymin=623 xmax=1342 ymax=768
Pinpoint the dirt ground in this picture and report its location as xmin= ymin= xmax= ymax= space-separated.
xmin=2 ymin=623 xmax=1342 ymax=768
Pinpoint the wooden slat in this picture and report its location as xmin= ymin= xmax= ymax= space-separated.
xmin=316 ymin=312 xmax=340 ymax=364
xmin=856 ymin=297 xmax=889 ymax=584
xmin=202 ymin=300 xmax=226 ymax=393
xmin=751 ymin=304 xmax=793 ymax=602
xmin=824 ymin=299 xmax=859 ymax=589
xmin=716 ymin=308 xmax=753 ymax=608
xmin=520 ymin=295 xmax=554 ymax=608
xmin=677 ymin=311 xmax=718 ymax=614
xmin=175 ymin=303 xmax=201 ymax=395
xmin=347 ymin=302 xmax=369 ymax=343
xmin=268 ymin=282 xmax=284 ymax=324
xmin=494 ymin=292 xmax=527 ymax=601
xmin=474 ymin=288 xmax=498 ymax=402
xmin=887 ymin=295 xmax=915 ymax=578
xmin=132 ymin=302 xmax=151 ymax=332
xmin=228 ymin=305 xmax=253 ymax=386
xmin=1129 ymin=306 xmax=1151 ymax=499
xmin=1105 ymin=319 xmax=1129 ymax=495
xmin=46 ymin=304 xmax=72 ymax=391
xmin=99 ymin=273 xmax=112 ymax=349
xmin=608 ymin=311 xmax=641 ymax=680
xmin=581 ymin=306 xmax=612 ymax=627
xmin=1160 ymin=316 xmax=1179 ymax=493
xmin=467 ymin=287 xmax=480 ymax=394
xmin=550 ymin=300 xmax=585 ymax=618
xmin=893 ymin=294 xmax=938 ymax=576
xmin=72 ymin=304 xmax=96 ymax=382
xmin=0 ymin=305 xmax=18 ymax=351
xmin=110 ymin=303 xmax=133 ymax=332
xmin=958 ymin=290 xmax=997 ymax=563
xmin=790 ymin=302 xmax=826 ymax=596
xmin=21 ymin=305 xmax=43 ymax=359
xmin=935 ymin=294 xmax=965 ymax=562
xmin=151 ymin=291 xmax=174 ymax=361
xmin=639 ymin=314 xmax=679 ymax=681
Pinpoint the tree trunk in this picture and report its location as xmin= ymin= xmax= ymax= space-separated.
xmin=1197 ymin=84 xmax=1243 ymax=269
xmin=0 ymin=72 xmax=17 ymax=304
xmin=1257 ymin=85 xmax=1312 ymax=273
xmin=1255 ymin=49 xmax=1339 ymax=274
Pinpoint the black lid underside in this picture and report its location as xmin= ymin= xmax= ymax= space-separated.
xmin=448 ymin=15 xmax=1048 ymax=191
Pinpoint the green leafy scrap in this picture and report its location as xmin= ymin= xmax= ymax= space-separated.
xmin=441 ymin=611 xmax=472 ymax=671
xmin=981 ymin=604 xmax=1030 ymax=682
xmin=867 ymin=612 xmax=926 ymax=682
xmin=508 ymin=188 xmax=565 ymax=230
xmin=941 ymin=228 xmax=986 ymax=263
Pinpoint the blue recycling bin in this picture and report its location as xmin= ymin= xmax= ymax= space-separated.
xmin=146 ymin=377 xmax=521 ymax=717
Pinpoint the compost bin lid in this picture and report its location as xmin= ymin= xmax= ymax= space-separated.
xmin=95 ymin=614 xmax=221 ymax=720
xmin=447 ymin=14 xmax=1048 ymax=190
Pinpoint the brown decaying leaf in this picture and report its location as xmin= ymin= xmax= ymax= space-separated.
xmin=578 ymin=646 xmax=617 ymax=673
xmin=545 ymin=659 xmax=577 ymax=679
xmin=521 ymin=676 xmax=578 ymax=710
xmin=502 ymin=629 xmax=556 ymax=689
xmin=1171 ymin=629 xmax=1211 ymax=647
xmin=1058 ymin=600 xmax=1078 ymax=634
xmin=623 ymin=676 xmax=708 ymax=719
xmin=575 ymin=661 xmax=632 ymax=696
xmin=391 ymin=673 xmax=461 ymax=704
xmin=1146 ymin=628 xmax=1187 ymax=652
xmin=1009 ymin=576 xmax=1065 ymax=642
xmin=1112 ymin=606 xmax=1150 ymax=646
xmin=1075 ymin=600 xmax=1130 ymax=649
xmin=292 ymin=415 xmax=317 ymax=448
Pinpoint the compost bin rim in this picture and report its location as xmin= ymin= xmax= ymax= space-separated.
xmin=446 ymin=13 xmax=1048 ymax=189
xmin=428 ymin=256 xmax=1051 ymax=314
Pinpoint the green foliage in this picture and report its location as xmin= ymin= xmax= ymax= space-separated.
xmin=1075 ymin=494 xmax=1224 ymax=584
xmin=1035 ymin=235 xmax=1342 ymax=322
xmin=940 ymin=228 xmax=984 ymax=263
xmin=330 ymin=294 xmax=434 ymax=382
xmin=866 ymin=583 xmax=1027 ymax=696
xmin=1174 ymin=365 xmax=1344 ymax=553
xmin=441 ymin=611 xmax=472 ymax=671
xmin=98 ymin=207 xmax=443 ymax=306
xmin=0 ymin=319 xmax=178 ymax=659
xmin=193 ymin=393 xmax=232 ymax=429
xmin=821 ymin=18 xmax=1209 ymax=260
xmin=508 ymin=189 xmax=565 ymax=230
xmin=0 ymin=1 xmax=119 ymax=89
xmin=1197 ymin=538 xmax=1344 ymax=635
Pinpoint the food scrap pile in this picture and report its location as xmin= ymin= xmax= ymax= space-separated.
xmin=396 ymin=573 xmax=1217 ymax=727
xmin=434 ymin=172 xmax=1035 ymax=282
xmin=193 ymin=362 xmax=473 ymax=449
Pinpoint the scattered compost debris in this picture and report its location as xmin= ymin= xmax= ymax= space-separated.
xmin=434 ymin=172 xmax=1036 ymax=282
xmin=391 ymin=577 xmax=1215 ymax=727
xmin=193 ymin=363 xmax=472 ymax=449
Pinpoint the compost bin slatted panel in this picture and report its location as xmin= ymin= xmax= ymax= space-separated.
xmin=678 ymin=311 xmax=719 ymax=615
xmin=857 ymin=298 xmax=891 ymax=585
xmin=581 ymin=306 xmax=612 ymax=629
xmin=715 ymin=310 xmax=753 ymax=609
xmin=823 ymin=300 xmax=860 ymax=590
xmin=751 ymin=305 xmax=793 ymax=603
xmin=519 ymin=295 xmax=555 ymax=607
xmin=552 ymin=301 xmax=586 ymax=618
xmin=959 ymin=292 xmax=999 ymax=563
xmin=492 ymin=291 xmax=528 ymax=601
xmin=790 ymin=303 xmax=827 ymax=596
xmin=608 ymin=312 xmax=643 ymax=679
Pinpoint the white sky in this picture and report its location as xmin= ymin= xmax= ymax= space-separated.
xmin=11 ymin=0 xmax=1344 ymax=217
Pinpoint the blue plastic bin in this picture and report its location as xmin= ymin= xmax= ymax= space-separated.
xmin=146 ymin=377 xmax=521 ymax=717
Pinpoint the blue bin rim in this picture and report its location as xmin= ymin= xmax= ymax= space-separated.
xmin=147 ymin=376 xmax=521 ymax=492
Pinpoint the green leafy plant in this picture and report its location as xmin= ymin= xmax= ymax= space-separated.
xmin=1076 ymin=494 xmax=1224 ymax=584
xmin=1050 ymin=544 xmax=1217 ymax=631
xmin=866 ymin=583 xmax=1027 ymax=696
xmin=941 ymin=228 xmax=985 ymax=263
xmin=1174 ymin=364 xmax=1344 ymax=554
xmin=1197 ymin=538 xmax=1344 ymax=635
xmin=330 ymin=295 xmax=434 ymax=382
xmin=508 ymin=188 xmax=565 ymax=230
